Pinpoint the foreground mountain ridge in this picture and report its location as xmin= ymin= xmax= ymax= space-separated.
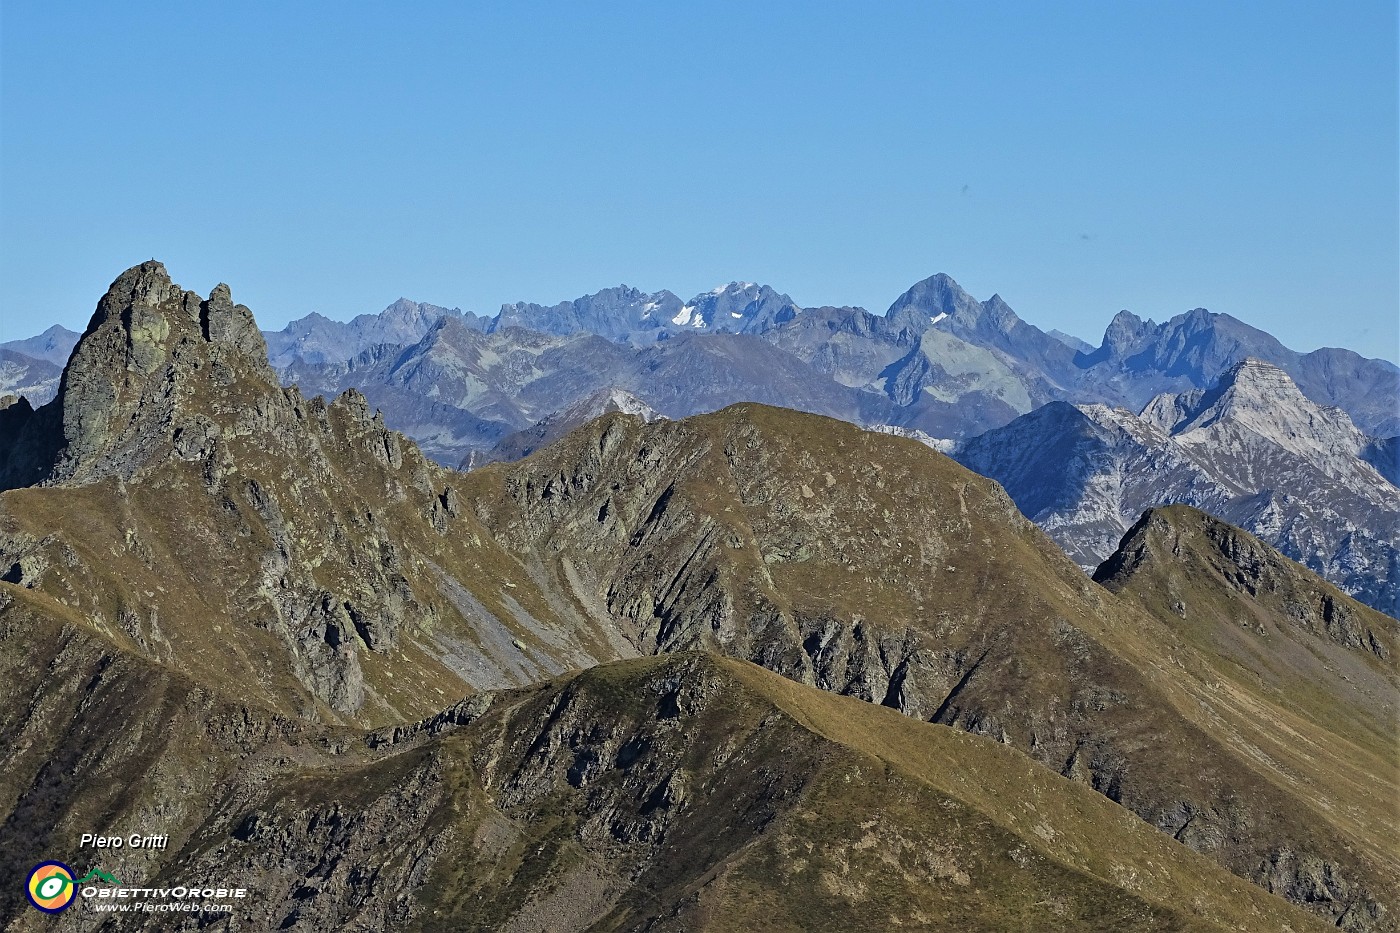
xmin=0 ymin=263 xmax=1395 ymax=930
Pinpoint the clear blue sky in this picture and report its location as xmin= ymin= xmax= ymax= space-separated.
xmin=3 ymin=1 xmax=1397 ymax=361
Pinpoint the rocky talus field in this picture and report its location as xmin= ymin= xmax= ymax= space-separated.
xmin=0 ymin=264 xmax=1395 ymax=931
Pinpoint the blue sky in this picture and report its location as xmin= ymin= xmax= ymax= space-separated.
xmin=2 ymin=1 xmax=1396 ymax=360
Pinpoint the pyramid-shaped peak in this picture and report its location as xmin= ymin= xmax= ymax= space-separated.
xmin=557 ymin=386 xmax=661 ymax=423
xmin=918 ymin=272 xmax=965 ymax=289
xmin=886 ymin=272 xmax=983 ymax=320
xmin=1193 ymin=357 xmax=1309 ymax=414
xmin=904 ymin=272 xmax=974 ymax=300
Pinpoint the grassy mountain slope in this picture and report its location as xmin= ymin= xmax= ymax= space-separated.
xmin=2 ymin=645 xmax=1332 ymax=931
xmin=1093 ymin=505 xmax=1398 ymax=883
xmin=0 ymin=264 xmax=1394 ymax=929
xmin=460 ymin=404 xmax=1398 ymax=928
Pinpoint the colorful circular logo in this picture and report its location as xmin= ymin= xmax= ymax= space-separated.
xmin=26 ymin=862 xmax=76 ymax=913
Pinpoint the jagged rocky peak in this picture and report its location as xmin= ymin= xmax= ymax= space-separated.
xmin=369 ymin=297 xmax=466 ymax=336
xmin=13 ymin=261 xmax=284 ymax=486
xmin=978 ymin=292 xmax=1021 ymax=329
xmin=1097 ymin=309 xmax=1155 ymax=355
xmin=204 ymin=281 xmax=272 ymax=364
xmin=671 ymin=281 xmax=800 ymax=332
xmin=69 ymin=260 xmax=273 ymax=380
xmin=383 ymin=296 xmax=442 ymax=318
xmin=1164 ymin=355 xmax=1294 ymax=408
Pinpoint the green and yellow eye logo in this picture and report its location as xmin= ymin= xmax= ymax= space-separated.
xmin=26 ymin=861 xmax=76 ymax=913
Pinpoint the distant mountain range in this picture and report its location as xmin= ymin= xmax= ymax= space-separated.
xmin=954 ymin=358 xmax=1400 ymax=616
xmin=9 ymin=274 xmax=1395 ymax=438
xmin=5 ymin=271 xmax=1396 ymax=616
xmin=291 ymin=272 xmax=1400 ymax=431
xmin=263 ymin=298 xmax=487 ymax=367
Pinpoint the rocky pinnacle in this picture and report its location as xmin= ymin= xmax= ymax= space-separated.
xmin=0 ymin=261 xmax=278 ymax=489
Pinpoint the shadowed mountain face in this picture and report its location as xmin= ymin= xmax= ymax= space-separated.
xmin=955 ymin=358 xmax=1400 ymax=616
xmin=0 ymin=264 xmax=1396 ymax=931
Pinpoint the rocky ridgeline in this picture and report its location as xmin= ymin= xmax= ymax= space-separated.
xmin=0 ymin=263 xmax=596 ymax=722
xmin=1097 ymin=506 xmax=1395 ymax=661
xmin=461 ymin=407 xmax=1397 ymax=929
xmin=0 ymin=643 xmax=1335 ymax=931
xmin=0 ymin=264 xmax=1396 ymax=929
xmin=235 ymin=272 xmax=1399 ymax=617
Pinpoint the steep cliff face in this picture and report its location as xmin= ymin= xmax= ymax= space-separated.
xmin=49 ymin=264 xmax=273 ymax=485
